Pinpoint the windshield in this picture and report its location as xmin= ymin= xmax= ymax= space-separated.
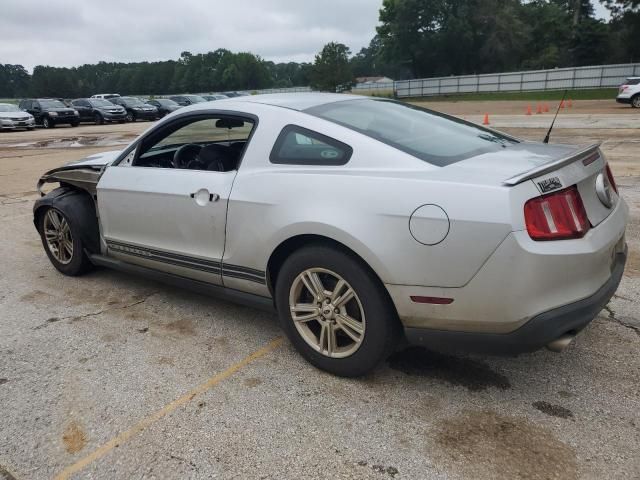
xmin=40 ymin=99 xmax=66 ymax=108
xmin=121 ymin=97 xmax=145 ymax=106
xmin=306 ymin=99 xmax=518 ymax=167
xmin=0 ymin=104 xmax=20 ymax=112
xmin=90 ymin=99 xmax=115 ymax=107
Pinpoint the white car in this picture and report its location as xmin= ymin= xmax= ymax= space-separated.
xmin=90 ymin=93 xmax=121 ymax=100
xmin=0 ymin=103 xmax=35 ymax=130
xmin=616 ymin=77 xmax=640 ymax=107
xmin=33 ymin=94 xmax=628 ymax=376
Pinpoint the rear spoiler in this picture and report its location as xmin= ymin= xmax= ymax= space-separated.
xmin=502 ymin=143 xmax=601 ymax=187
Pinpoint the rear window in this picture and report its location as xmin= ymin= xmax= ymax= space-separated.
xmin=625 ymin=78 xmax=640 ymax=85
xmin=270 ymin=125 xmax=352 ymax=166
xmin=306 ymin=99 xmax=518 ymax=167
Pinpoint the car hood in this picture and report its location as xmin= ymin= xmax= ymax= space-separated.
xmin=37 ymin=150 xmax=122 ymax=196
xmin=65 ymin=150 xmax=123 ymax=168
xmin=0 ymin=111 xmax=31 ymax=119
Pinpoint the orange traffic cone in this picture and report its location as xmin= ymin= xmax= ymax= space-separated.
xmin=482 ymin=113 xmax=490 ymax=125
xmin=543 ymin=103 xmax=549 ymax=113
xmin=526 ymin=105 xmax=532 ymax=116
xmin=536 ymin=104 xmax=543 ymax=114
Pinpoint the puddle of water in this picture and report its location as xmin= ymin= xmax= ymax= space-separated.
xmin=0 ymin=135 xmax=130 ymax=149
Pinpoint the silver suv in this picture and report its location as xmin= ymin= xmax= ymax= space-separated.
xmin=616 ymin=77 xmax=640 ymax=108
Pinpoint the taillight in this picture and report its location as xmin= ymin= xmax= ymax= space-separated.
xmin=606 ymin=164 xmax=618 ymax=193
xmin=524 ymin=186 xmax=590 ymax=241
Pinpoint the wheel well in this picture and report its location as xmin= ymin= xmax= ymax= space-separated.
xmin=266 ymin=234 xmax=399 ymax=318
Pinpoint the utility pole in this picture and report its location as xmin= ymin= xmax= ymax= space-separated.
xmin=572 ymin=0 xmax=581 ymax=27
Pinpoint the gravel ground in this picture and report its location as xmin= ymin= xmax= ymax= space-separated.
xmin=0 ymin=110 xmax=639 ymax=480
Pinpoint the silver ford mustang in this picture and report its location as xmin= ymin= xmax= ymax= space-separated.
xmin=34 ymin=93 xmax=628 ymax=376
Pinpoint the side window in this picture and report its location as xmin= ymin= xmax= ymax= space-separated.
xmin=270 ymin=125 xmax=352 ymax=166
xmin=129 ymin=116 xmax=255 ymax=172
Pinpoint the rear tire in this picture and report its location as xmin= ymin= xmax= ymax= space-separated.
xmin=275 ymin=245 xmax=399 ymax=377
xmin=632 ymin=95 xmax=640 ymax=108
xmin=37 ymin=206 xmax=93 ymax=276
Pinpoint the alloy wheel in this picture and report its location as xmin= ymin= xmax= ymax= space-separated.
xmin=43 ymin=209 xmax=73 ymax=264
xmin=289 ymin=268 xmax=366 ymax=358
xmin=633 ymin=96 xmax=640 ymax=108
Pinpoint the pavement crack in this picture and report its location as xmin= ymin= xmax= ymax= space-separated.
xmin=32 ymin=292 xmax=158 ymax=330
xmin=603 ymin=304 xmax=640 ymax=337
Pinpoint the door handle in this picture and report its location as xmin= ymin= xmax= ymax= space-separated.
xmin=190 ymin=190 xmax=220 ymax=203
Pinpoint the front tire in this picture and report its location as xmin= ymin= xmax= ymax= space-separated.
xmin=275 ymin=245 xmax=399 ymax=377
xmin=42 ymin=117 xmax=54 ymax=129
xmin=126 ymin=111 xmax=135 ymax=122
xmin=38 ymin=207 xmax=93 ymax=276
xmin=94 ymin=113 xmax=104 ymax=125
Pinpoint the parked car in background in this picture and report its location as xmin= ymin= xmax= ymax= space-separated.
xmin=168 ymin=94 xmax=206 ymax=106
xmin=202 ymin=94 xmax=229 ymax=101
xmin=0 ymin=103 xmax=35 ymax=130
xmin=33 ymin=93 xmax=628 ymax=376
xmin=222 ymin=91 xmax=247 ymax=98
xmin=19 ymin=98 xmax=79 ymax=128
xmin=145 ymin=98 xmax=182 ymax=117
xmin=91 ymin=94 xmax=121 ymax=100
xmin=109 ymin=97 xmax=158 ymax=122
xmin=616 ymin=77 xmax=640 ymax=108
xmin=71 ymin=98 xmax=127 ymax=124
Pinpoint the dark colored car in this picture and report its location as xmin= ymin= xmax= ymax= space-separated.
xmin=201 ymin=94 xmax=229 ymax=101
xmin=222 ymin=91 xmax=248 ymax=98
xmin=168 ymin=94 xmax=206 ymax=106
xmin=19 ymin=98 xmax=80 ymax=129
xmin=108 ymin=97 xmax=158 ymax=122
xmin=71 ymin=98 xmax=127 ymax=125
xmin=145 ymin=98 xmax=182 ymax=118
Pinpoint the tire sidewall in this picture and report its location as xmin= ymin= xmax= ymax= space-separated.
xmin=275 ymin=245 xmax=398 ymax=377
xmin=38 ymin=206 xmax=89 ymax=276
xmin=43 ymin=117 xmax=53 ymax=129
xmin=632 ymin=95 xmax=640 ymax=108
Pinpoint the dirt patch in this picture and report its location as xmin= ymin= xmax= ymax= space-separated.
xmin=164 ymin=318 xmax=196 ymax=336
xmin=243 ymin=377 xmax=263 ymax=388
xmin=157 ymin=356 xmax=175 ymax=366
xmin=19 ymin=289 xmax=54 ymax=303
xmin=532 ymin=401 xmax=574 ymax=419
xmin=387 ymin=347 xmax=510 ymax=391
xmin=625 ymin=247 xmax=640 ymax=278
xmin=62 ymin=421 xmax=87 ymax=454
xmin=435 ymin=410 xmax=577 ymax=480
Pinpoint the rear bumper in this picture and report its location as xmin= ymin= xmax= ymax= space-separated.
xmin=616 ymin=96 xmax=631 ymax=104
xmin=404 ymin=248 xmax=627 ymax=354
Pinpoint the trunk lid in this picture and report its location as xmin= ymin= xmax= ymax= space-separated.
xmin=446 ymin=142 xmax=617 ymax=227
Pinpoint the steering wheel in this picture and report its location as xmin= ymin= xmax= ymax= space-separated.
xmin=172 ymin=144 xmax=203 ymax=169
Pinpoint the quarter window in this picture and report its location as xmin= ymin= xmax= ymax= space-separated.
xmin=270 ymin=125 xmax=352 ymax=166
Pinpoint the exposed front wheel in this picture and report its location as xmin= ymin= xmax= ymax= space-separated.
xmin=126 ymin=112 xmax=135 ymax=122
xmin=42 ymin=117 xmax=54 ymax=129
xmin=94 ymin=113 xmax=104 ymax=125
xmin=38 ymin=207 xmax=93 ymax=276
xmin=275 ymin=245 xmax=399 ymax=377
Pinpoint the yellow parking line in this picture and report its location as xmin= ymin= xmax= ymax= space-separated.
xmin=53 ymin=337 xmax=284 ymax=480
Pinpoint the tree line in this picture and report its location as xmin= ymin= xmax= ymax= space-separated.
xmin=1 ymin=0 xmax=638 ymax=98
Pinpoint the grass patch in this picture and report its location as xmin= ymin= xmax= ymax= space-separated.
xmin=404 ymin=88 xmax=618 ymax=102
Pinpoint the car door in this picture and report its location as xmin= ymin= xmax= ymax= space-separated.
xmin=96 ymin=114 xmax=256 ymax=286
xmin=73 ymin=100 xmax=90 ymax=121
xmin=26 ymin=100 xmax=40 ymax=122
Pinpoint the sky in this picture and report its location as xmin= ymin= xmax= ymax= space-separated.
xmin=0 ymin=0 xmax=611 ymax=72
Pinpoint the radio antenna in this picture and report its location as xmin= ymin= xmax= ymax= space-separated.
xmin=543 ymin=90 xmax=567 ymax=144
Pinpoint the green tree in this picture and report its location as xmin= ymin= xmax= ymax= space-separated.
xmin=310 ymin=42 xmax=353 ymax=91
